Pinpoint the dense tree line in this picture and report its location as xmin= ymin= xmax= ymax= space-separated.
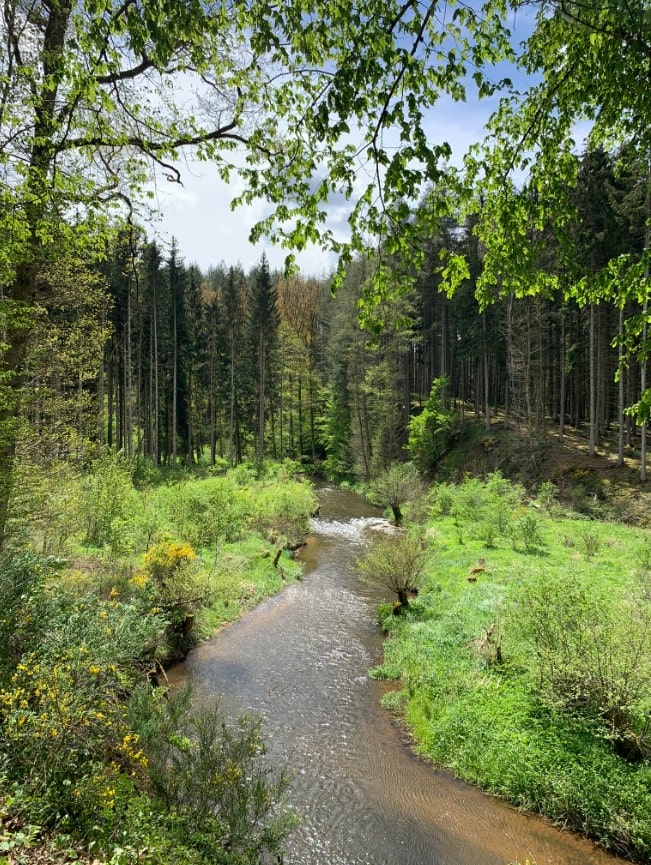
xmin=8 ymin=147 xmax=645 ymax=496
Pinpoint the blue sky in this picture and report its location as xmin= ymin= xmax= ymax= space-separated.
xmin=152 ymin=9 xmax=545 ymax=276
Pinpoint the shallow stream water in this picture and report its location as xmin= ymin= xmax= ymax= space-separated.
xmin=168 ymin=485 xmax=628 ymax=865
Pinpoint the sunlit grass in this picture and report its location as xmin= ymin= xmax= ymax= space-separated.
xmin=376 ymin=477 xmax=651 ymax=860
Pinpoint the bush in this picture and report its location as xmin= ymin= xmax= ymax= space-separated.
xmin=248 ymin=480 xmax=316 ymax=548
xmin=0 ymin=588 xmax=165 ymax=825
xmin=406 ymin=377 xmax=460 ymax=476
xmin=132 ymin=540 xmax=211 ymax=659
xmin=129 ymin=686 xmax=294 ymax=863
xmin=510 ymin=570 xmax=651 ymax=758
xmin=356 ymin=532 xmax=429 ymax=609
xmin=0 ymin=549 xmax=51 ymax=682
xmin=367 ymin=463 xmax=422 ymax=525
xmin=429 ymin=473 xmax=524 ymax=543
xmin=81 ymin=452 xmax=139 ymax=552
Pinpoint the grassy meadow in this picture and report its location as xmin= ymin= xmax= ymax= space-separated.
xmin=371 ymin=475 xmax=651 ymax=861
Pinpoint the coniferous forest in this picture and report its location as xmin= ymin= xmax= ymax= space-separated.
xmin=23 ymin=145 xmax=648 ymax=490
xmin=1 ymin=1 xmax=650 ymax=863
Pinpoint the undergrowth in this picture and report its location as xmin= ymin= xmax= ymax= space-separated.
xmin=0 ymin=457 xmax=314 ymax=864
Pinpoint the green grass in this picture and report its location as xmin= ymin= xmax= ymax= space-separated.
xmin=197 ymin=538 xmax=302 ymax=635
xmin=376 ymin=478 xmax=651 ymax=861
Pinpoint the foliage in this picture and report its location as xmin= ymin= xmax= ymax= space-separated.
xmin=429 ymin=472 xmax=525 ymax=545
xmin=0 ymin=553 xmax=165 ymax=830
xmin=318 ymin=386 xmax=355 ymax=482
xmin=132 ymin=540 xmax=209 ymax=659
xmin=512 ymin=512 xmax=544 ymax=553
xmin=406 ymin=378 xmax=460 ymax=477
xmin=356 ymin=532 xmax=429 ymax=609
xmin=367 ymin=463 xmax=423 ymax=525
xmin=249 ymin=481 xmax=316 ymax=548
xmin=81 ymin=452 xmax=140 ymax=552
xmin=511 ymin=570 xmax=651 ymax=758
xmin=0 ymin=549 xmax=52 ymax=682
xmin=0 ymin=465 xmax=315 ymax=862
xmin=130 ymin=687 xmax=293 ymax=864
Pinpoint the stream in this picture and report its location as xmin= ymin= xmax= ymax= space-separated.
xmin=168 ymin=485 xmax=628 ymax=865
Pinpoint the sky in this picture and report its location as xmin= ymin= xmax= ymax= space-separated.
xmin=149 ymin=159 xmax=340 ymax=277
xmin=150 ymin=93 xmax=497 ymax=278
xmin=149 ymin=13 xmax=539 ymax=278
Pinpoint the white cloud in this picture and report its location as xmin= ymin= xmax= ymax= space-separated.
xmin=149 ymin=158 xmax=337 ymax=277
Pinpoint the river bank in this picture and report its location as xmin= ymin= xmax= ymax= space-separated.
xmin=373 ymin=476 xmax=651 ymax=863
xmin=170 ymin=483 xmax=631 ymax=865
xmin=0 ymin=462 xmax=317 ymax=865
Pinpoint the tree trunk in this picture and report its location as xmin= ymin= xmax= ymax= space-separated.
xmin=483 ymin=313 xmax=490 ymax=431
xmin=258 ymin=332 xmax=266 ymax=463
xmin=559 ymin=305 xmax=566 ymax=444
xmin=617 ymin=306 xmax=625 ymax=467
xmin=589 ymin=302 xmax=596 ymax=457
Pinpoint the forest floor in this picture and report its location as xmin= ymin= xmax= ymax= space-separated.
xmin=445 ymin=415 xmax=651 ymax=526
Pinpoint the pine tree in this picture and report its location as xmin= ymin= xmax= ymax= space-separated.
xmin=248 ymin=254 xmax=278 ymax=463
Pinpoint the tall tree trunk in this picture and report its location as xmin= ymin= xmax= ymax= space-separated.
xmin=298 ymin=374 xmax=304 ymax=456
xmin=559 ymin=306 xmax=566 ymax=444
xmin=172 ymin=283 xmax=178 ymax=463
xmin=589 ymin=302 xmax=596 ymax=457
xmin=505 ymin=292 xmax=514 ymax=429
xmin=258 ymin=332 xmax=265 ymax=463
xmin=229 ymin=338 xmax=236 ymax=467
xmin=483 ymin=313 xmax=490 ymax=431
xmin=152 ymin=277 xmax=160 ymax=465
xmin=125 ymin=286 xmax=133 ymax=459
xmin=641 ymin=169 xmax=649 ymax=482
xmin=209 ymin=356 xmax=216 ymax=466
xmin=617 ymin=306 xmax=625 ymax=467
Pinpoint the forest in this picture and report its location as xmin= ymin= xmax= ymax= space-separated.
xmin=1 ymin=0 xmax=650 ymax=863
xmin=20 ymin=144 xmax=646 ymax=491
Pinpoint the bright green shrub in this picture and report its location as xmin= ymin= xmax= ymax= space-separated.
xmin=0 ymin=549 xmax=50 ymax=682
xmin=81 ymin=452 xmax=139 ymax=551
xmin=510 ymin=570 xmax=651 ymax=757
xmin=367 ymin=463 xmax=422 ymax=525
xmin=406 ymin=377 xmax=461 ymax=476
xmin=132 ymin=540 xmax=211 ymax=659
xmin=249 ymin=481 xmax=316 ymax=548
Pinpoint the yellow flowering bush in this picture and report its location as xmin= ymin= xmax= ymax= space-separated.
xmin=139 ymin=541 xmax=197 ymax=584
xmin=132 ymin=541 xmax=210 ymax=659
xmin=0 ymin=570 xmax=165 ymax=829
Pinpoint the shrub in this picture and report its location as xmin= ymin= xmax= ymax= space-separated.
xmin=129 ymin=686 xmax=294 ymax=863
xmin=81 ymin=452 xmax=139 ymax=552
xmin=406 ymin=377 xmax=460 ymax=476
xmin=0 ymin=591 xmax=164 ymax=825
xmin=356 ymin=532 xmax=429 ymax=609
xmin=0 ymin=549 xmax=51 ymax=682
xmin=249 ymin=481 xmax=316 ymax=548
xmin=133 ymin=540 xmax=210 ymax=659
xmin=513 ymin=511 xmax=544 ymax=553
xmin=367 ymin=463 xmax=422 ymax=525
xmin=510 ymin=570 xmax=651 ymax=758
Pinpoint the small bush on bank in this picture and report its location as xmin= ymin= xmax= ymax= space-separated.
xmin=130 ymin=686 xmax=294 ymax=863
